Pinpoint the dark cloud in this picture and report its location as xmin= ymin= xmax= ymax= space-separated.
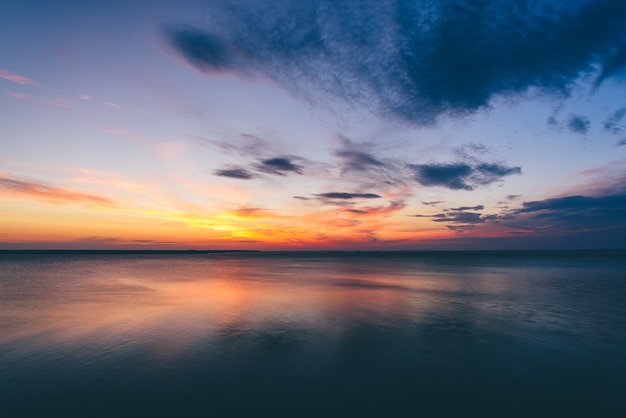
xmin=517 ymin=194 xmax=623 ymax=214
xmin=346 ymin=209 xmax=368 ymax=214
xmin=214 ymin=158 xmax=305 ymax=179
xmin=421 ymin=201 xmax=442 ymax=206
xmin=213 ymin=167 xmax=256 ymax=179
xmin=500 ymin=193 xmax=626 ymax=234
xmin=413 ymin=205 xmax=486 ymax=231
xmin=617 ymin=138 xmax=626 ymax=146
xmin=412 ymin=191 xmax=626 ymax=240
xmin=411 ymin=163 xmax=473 ymax=190
xmin=567 ymin=114 xmax=591 ymax=134
xmin=256 ymin=157 xmax=304 ymax=175
xmin=410 ymin=162 xmax=521 ymax=190
xmin=604 ymin=107 xmax=626 ymax=134
xmin=432 ymin=212 xmax=484 ymax=224
xmin=448 ymin=205 xmax=484 ymax=211
xmin=165 ymin=0 xmax=626 ymax=125
xmin=166 ymin=25 xmax=247 ymax=74
xmin=315 ymin=192 xmax=381 ymax=199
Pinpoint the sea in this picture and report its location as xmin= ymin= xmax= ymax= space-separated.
xmin=0 ymin=250 xmax=625 ymax=417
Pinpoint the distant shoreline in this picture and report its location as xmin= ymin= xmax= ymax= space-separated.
xmin=0 ymin=249 xmax=624 ymax=255
xmin=0 ymin=249 xmax=262 ymax=254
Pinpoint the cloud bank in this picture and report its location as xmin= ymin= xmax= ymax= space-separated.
xmin=165 ymin=0 xmax=626 ymax=125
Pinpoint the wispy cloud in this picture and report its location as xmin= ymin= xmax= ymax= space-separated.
xmin=604 ymin=107 xmax=626 ymax=134
xmin=200 ymin=133 xmax=273 ymax=158
xmin=101 ymin=101 xmax=122 ymax=111
xmin=232 ymin=207 xmax=276 ymax=218
xmin=342 ymin=201 xmax=405 ymax=217
xmin=331 ymin=136 xmax=521 ymax=192
xmin=0 ymin=69 xmax=37 ymax=85
xmin=0 ymin=175 xmax=117 ymax=207
xmin=334 ymin=137 xmax=386 ymax=173
xmin=4 ymin=91 xmax=70 ymax=107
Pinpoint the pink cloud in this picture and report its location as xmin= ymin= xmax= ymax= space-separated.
xmin=0 ymin=69 xmax=37 ymax=85
xmin=101 ymin=101 xmax=122 ymax=110
xmin=0 ymin=175 xmax=117 ymax=207
xmin=4 ymin=91 xmax=71 ymax=107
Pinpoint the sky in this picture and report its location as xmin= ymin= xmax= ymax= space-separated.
xmin=1 ymin=0 xmax=626 ymax=250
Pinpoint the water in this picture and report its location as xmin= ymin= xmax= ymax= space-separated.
xmin=1 ymin=251 xmax=625 ymax=417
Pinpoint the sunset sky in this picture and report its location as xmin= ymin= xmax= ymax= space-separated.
xmin=1 ymin=0 xmax=626 ymax=250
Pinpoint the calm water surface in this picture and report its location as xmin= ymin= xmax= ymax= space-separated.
xmin=1 ymin=251 xmax=625 ymax=417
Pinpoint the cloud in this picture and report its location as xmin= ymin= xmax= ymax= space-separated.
xmin=331 ymin=137 xmax=405 ymax=189
xmin=101 ymin=101 xmax=122 ymax=111
xmin=213 ymin=167 xmax=256 ymax=179
xmin=332 ymin=137 xmax=521 ymax=191
xmin=166 ymin=25 xmax=249 ymax=74
xmin=411 ymin=162 xmax=473 ymax=189
xmin=207 ymin=135 xmax=306 ymax=179
xmin=346 ymin=209 xmax=367 ymax=214
xmin=256 ymin=156 xmax=303 ymax=175
xmin=5 ymin=91 xmax=70 ymax=107
xmin=0 ymin=175 xmax=116 ymax=207
xmin=448 ymin=205 xmax=484 ymax=211
xmin=199 ymin=133 xmax=273 ymax=158
xmin=165 ymin=0 xmax=626 ymax=125
xmin=432 ymin=211 xmax=484 ymax=225
xmin=604 ymin=107 xmax=626 ymax=134
xmin=502 ymin=194 xmax=626 ymax=233
xmin=315 ymin=192 xmax=381 ymax=199
xmin=567 ymin=114 xmax=591 ymax=134
xmin=0 ymin=68 xmax=37 ymax=85
xmin=617 ymin=138 xmax=626 ymax=146
xmin=342 ymin=201 xmax=405 ymax=216
xmin=334 ymin=139 xmax=386 ymax=172
xmin=410 ymin=162 xmax=521 ymax=190
xmin=232 ymin=207 xmax=274 ymax=218
xmin=421 ymin=201 xmax=442 ymax=206
xmin=412 ymin=204 xmax=486 ymax=231
xmin=416 ymin=190 xmax=623 ymax=236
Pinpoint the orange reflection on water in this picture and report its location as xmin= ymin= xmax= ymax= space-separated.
xmin=0 ymin=255 xmax=474 ymax=366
